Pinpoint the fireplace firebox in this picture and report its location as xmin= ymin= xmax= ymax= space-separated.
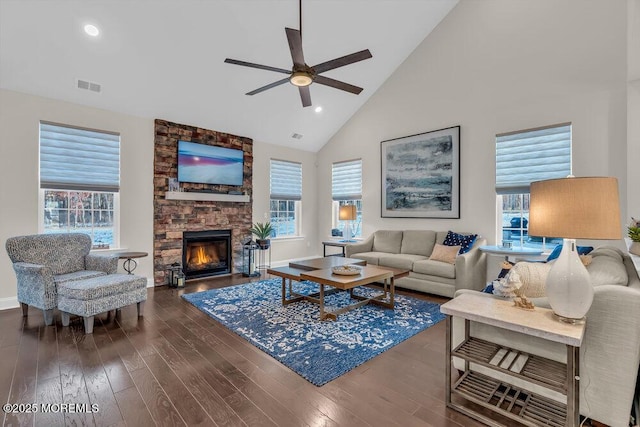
xmin=182 ymin=230 xmax=231 ymax=279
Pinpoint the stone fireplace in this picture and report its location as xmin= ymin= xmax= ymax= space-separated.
xmin=182 ymin=230 xmax=231 ymax=279
xmin=153 ymin=119 xmax=253 ymax=285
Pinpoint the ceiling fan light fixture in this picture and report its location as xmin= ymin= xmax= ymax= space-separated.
xmin=290 ymin=71 xmax=313 ymax=87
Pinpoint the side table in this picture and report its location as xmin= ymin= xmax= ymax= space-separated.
xmin=115 ymin=251 xmax=148 ymax=274
xmin=322 ymin=240 xmax=350 ymax=257
xmin=441 ymin=293 xmax=585 ymax=426
xmin=478 ymin=245 xmax=544 ymax=261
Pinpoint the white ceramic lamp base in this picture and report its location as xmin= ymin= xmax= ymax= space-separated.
xmin=341 ymin=221 xmax=355 ymax=242
xmin=546 ymin=239 xmax=593 ymax=323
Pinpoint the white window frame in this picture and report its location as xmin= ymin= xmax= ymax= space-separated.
xmin=38 ymin=122 xmax=121 ymax=249
xmin=495 ymin=123 xmax=571 ymax=250
xmin=332 ymin=159 xmax=362 ymax=238
xmin=270 ymin=159 xmax=302 ymax=238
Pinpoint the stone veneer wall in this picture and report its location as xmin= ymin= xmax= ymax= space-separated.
xmin=153 ymin=119 xmax=253 ymax=285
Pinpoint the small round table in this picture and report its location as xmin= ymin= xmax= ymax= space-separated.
xmin=115 ymin=251 xmax=148 ymax=274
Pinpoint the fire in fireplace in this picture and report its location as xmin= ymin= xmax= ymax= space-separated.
xmin=182 ymin=230 xmax=231 ymax=279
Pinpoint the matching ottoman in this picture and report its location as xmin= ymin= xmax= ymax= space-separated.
xmin=58 ymin=273 xmax=147 ymax=334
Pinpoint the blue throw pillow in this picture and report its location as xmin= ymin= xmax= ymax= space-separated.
xmin=546 ymin=244 xmax=594 ymax=262
xmin=443 ymin=231 xmax=478 ymax=254
xmin=481 ymin=283 xmax=494 ymax=294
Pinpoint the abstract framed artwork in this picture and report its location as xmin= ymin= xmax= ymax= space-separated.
xmin=381 ymin=126 xmax=460 ymax=218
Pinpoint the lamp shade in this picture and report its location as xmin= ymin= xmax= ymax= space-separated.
xmin=339 ymin=205 xmax=357 ymax=221
xmin=528 ymin=177 xmax=621 ymax=240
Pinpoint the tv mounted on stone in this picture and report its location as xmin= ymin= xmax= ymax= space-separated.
xmin=177 ymin=140 xmax=244 ymax=186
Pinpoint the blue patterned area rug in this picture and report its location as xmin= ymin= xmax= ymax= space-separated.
xmin=182 ymin=279 xmax=445 ymax=386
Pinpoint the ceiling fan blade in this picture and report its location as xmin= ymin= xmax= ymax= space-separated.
xmin=285 ymin=28 xmax=305 ymax=67
xmin=246 ymin=77 xmax=291 ymax=95
xmin=224 ymin=58 xmax=291 ymax=75
xmin=312 ymin=49 xmax=372 ymax=74
xmin=299 ymin=86 xmax=312 ymax=107
xmin=314 ymin=75 xmax=363 ymax=95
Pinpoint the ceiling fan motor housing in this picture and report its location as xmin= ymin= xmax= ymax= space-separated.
xmin=289 ymin=67 xmax=315 ymax=87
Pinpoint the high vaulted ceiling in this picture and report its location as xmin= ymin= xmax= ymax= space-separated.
xmin=0 ymin=0 xmax=457 ymax=151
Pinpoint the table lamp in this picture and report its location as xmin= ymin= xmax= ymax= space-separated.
xmin=339 ymin=205 xmax=357 ymax=242
xmin=528 ymin=176 xmax=621 ymax=323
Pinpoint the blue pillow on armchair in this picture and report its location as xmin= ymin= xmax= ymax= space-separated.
xmin=443 ymin=231 xmax=478 ymax=254
xmin=546 ymin=244 xmax=594 ymax=262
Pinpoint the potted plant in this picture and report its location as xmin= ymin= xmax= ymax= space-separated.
xmin=250 ymin=222 xmax=274 ymax=249
xmin=629 ymin=217 xmax=640 ymax=256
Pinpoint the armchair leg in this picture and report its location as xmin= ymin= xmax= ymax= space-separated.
xmin=83 ymin=316 xmax=94 ymax=334
xmin=137 ymin=301 xmax=145 ymax=317
xmin=21 ymin=303 xmax=28 ymax=317
xmin=61 ymin=311 xmax=70 ymax=327
xmin=43 ymin=309 xmax=54 ymax=326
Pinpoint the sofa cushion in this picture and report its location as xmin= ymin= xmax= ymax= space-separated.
xmin=443 ymin=231 xmax=477 ymax=254
xmin=372 ymin=230 xmax=403 ymax=253
xmin=587 ymin=247 xmax=628 ymax=287
xmin=54 ymin=270 xmax=107 ymax=285
xmin=413 ymin=259 xmax=456 ymax=279
xmin=350 ymin=252 xmax=386 ymax=265
xmin=429 ymin=243 xmax=460 ymax=264
xmin=400 ymin=230 xmax=437 ymax=256
xmin=378 ymin=254 xmax=427 ymax=270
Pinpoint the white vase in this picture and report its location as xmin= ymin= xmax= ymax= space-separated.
xmin=629 ymin=241 xmax=640 ymax=256
xmin=545 ymin=238 xmax=593 ymax=322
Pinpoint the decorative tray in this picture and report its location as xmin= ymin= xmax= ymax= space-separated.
xmin=331 ymin=265 xmax=362 ymax=276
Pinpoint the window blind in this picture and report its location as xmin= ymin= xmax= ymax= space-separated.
xmin=40 ymin=122 xmax=120 ymax=192
xmin=496 ymin=123 xmax=571 ymax=194
xmin=332 ymin=159 xmax=362 ymax=201
xmin=270 ymin=159 xmax=302 ymax=201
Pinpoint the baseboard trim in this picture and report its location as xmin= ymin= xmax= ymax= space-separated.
xmin=270 ymin=255 xmax=321 ymax=268
xmin=0 ymin=296 xmax=19 ymax=311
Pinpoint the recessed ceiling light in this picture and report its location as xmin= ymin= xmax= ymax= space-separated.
xmin=84 ymin=24 xmax=100 ymax=37
xmin=314 ymin=106 xmax=323 ymax=113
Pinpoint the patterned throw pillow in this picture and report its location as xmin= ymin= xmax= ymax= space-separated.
xmin=443 ymin=231 xmax=478 ymax=254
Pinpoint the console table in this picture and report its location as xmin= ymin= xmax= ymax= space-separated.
xmin=441 ymin=293 xmax=585 ymax=426
xmin=479 ymin=245 xmax=544 ymax=261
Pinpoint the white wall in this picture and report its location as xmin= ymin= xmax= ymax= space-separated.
xmin=628 ymin=0 xmax=640 ymax=221
xmin=0 ymin=89 xmax=155 ymax=306
xmin=318 ymin=0 xmax=629 ymax=244
xmin=252 ymin=141 xmax=320 ymax=264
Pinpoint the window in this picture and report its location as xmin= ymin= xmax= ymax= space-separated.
xmin=496 ymin=123 xmax=571 ymax=249
xmin=39 ymin=122 xmax=120 ymax=249
xmin=332 ymin=159 xmax=362 ymax=238
xmin=270 ymin=159 xmax=302 ymax=237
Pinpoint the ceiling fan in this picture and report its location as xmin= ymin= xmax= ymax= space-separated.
xmin=224 ymin=0 xmax=372 ymax=108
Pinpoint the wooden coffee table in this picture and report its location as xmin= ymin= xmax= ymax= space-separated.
xmin=268 ymin=257 xmax=409 ymax=321
xmin=289 ymin=256 xmax=366 ymax=271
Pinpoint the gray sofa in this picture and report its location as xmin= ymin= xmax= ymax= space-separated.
xmin=345 ymin=230 xmax=487 ymax=297
xmin=5 ymin=233 xmax=118 ymax=325
xmin=452 ymin=246 xmax=640 ymax=427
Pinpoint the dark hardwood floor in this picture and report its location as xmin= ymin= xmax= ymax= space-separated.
xmin=0 ymin=274 xmax=603 ymax=427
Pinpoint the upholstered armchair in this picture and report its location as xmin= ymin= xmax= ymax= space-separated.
xmin=5 ymin=233 xmax=117 ymax=325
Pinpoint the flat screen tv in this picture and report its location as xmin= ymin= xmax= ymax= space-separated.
xmin=177 ymin=140 xmax=244 ymax=186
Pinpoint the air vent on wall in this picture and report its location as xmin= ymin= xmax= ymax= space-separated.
xmin=77 ymin=79 xmax=101 ymax=93
xmin=291 ymin=133 xmax=303 ymax=140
